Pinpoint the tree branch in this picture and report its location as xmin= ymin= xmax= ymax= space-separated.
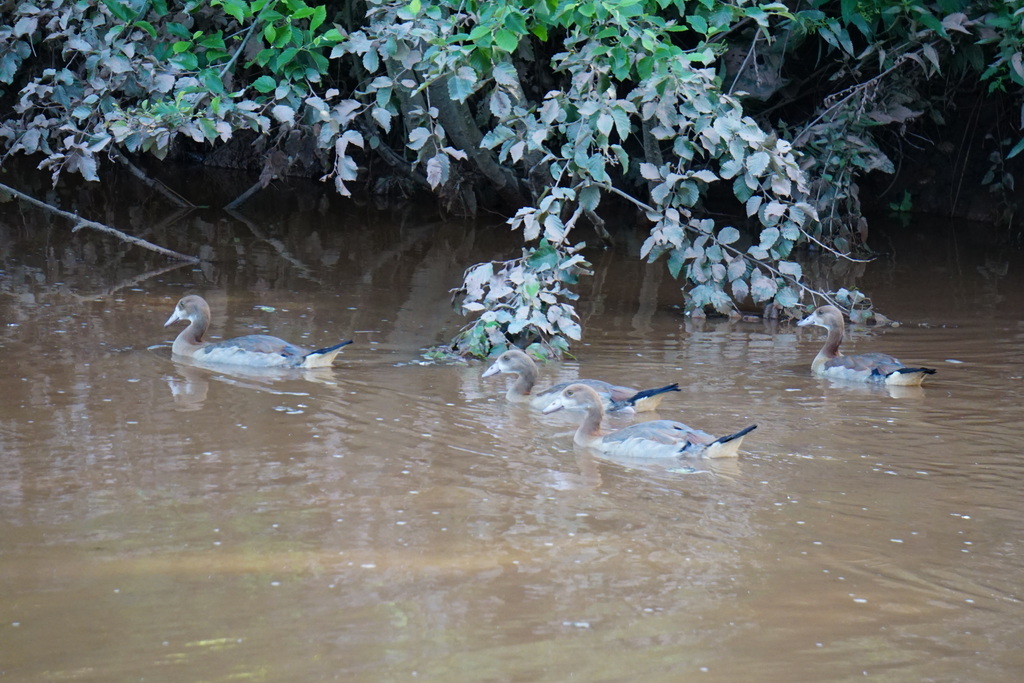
xmin=110 ymin=145 xmax=195 ymax=208
xmin=0 ymin=181 xmax=201 ymax=263
xmin=793 ymin=50 xmax=920 ymax=147
xmin=427 ymin=78 xmax=527 ymax=207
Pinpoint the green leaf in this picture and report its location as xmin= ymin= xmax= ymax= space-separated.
xmin=219 ymin=0 xmax=248 ymax=23
xmin=746 ymin=151 xmax=770 ymax=176
xmin=134 ymin=20 xmax=157 ymax=38
xmin=610 ymin=144 xmax=629 ymax=173
xmin=493 ymin=62 xmax=518 ymax=87
xmin=676 ymin=180 xmax=699 ymax=206
xmin=202 ymin=69 xmax=226 ymax=94
xmin=309 ymin=6 xmax=327 ymax=30
xmin=732 ymin=175 xmax=754 ymax=203
xmin=718 ymin=226 xmax=740 ymax=245
xmin=504 ymin=10 xmax=527 ymax=34
xmin=362 ymin=49 xmax=380 ymax=73
xmin=1007 ymin=136 xmax=1024 ymax=160
xmin=276 ymin=46 xmax=300 ymax=68
xmin=667 ymin=248 xmax=685 ymax=278
xmin=759 ymin=226 xmax=780 ymax=249
xmin=468 ymin=25 xmax=492 ymax=43
xmin=199 ymin=33 xmax=226 ymax=50
xmin=172 ymin=52 xmax=199 ymax=70
xmin=687 ymin=14 xmax=708 ymax=34
xmin=750 ymin=275 xmax=778 ymax=302
xmin=778 ymin=261 xmax=802 ymax=279
xmin=727 ymin=257 xmax=747 ymax=281
xmin=494 ymin=29 xmax=519 ymax=53
xmin=101 ymin=0 xmax=135 ymax=22
xmin=775 ymin=285 xmax=798 ymax=309
xmin=578 ymin=185 xmax=600 ymax=212
xmin=167 ymin=22 xmax=190 ymax=39
xmin=447 ymin=70 xmax=476 ymax=102
xmin=527 ymin=242 xmax=559 ymax=270
xmin=911 ymin=7 xmax=947 ymax=36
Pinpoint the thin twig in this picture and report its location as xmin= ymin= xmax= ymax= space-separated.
xmin=0 ymin=181 xmax=201 ymax=263
xmin=793 ymin=50 xmax=921 ymax=146
xmin=727 ymin=33 xmax=761 ymax=96
xmin=220 ymin=9 xmax=265 ymax=79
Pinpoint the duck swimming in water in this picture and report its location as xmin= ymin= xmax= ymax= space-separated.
xmin=543 ymin=384 xmax=755 ymax=459
xmin=798 ymin=305 xmax=935 ymax=386
xmin=164 ymin=295 xmax=351 ymax=368
xmin=482 ymin=349 xmax=680 ymax=413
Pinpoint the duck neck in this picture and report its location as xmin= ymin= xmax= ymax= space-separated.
xmin=573 ymin=403 xmax=605 ymax=447
xmin=811 ymin=323 xmax=843 ymax=372
xmin=821 ymin=323 xmax=843 ymax=359
xmin=172 ymin=316 xmax=208 ymax=355
xmin=505 ymin=364 xmax=537 ymax=401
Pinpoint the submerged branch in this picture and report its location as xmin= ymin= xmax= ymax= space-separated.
xmin=0 ymin=181 xmax=201 ymax=263
xmin=225 ymin=207 xmax=323 ymax=284
xmin=224 ymin=179 xmax=264 ymax=210
xmin=110 ymin=146 xmax=195 ymax=208
xmin=72 ymin=261 xmax=195 ymax=301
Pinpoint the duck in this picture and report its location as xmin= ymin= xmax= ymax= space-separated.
xmin=163 ymin=295 xmax=352 ymax=368
xmin=481 ymin=348 xmax=680 ymax=413
xmin=542 ymin=384 xmax=755 ymax=459
xmin=797 ymin=305 xmax=935 ymax=385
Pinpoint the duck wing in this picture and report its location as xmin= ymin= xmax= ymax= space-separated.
xmin=194 ymin=334 xmax=310 ymax=366
xmin=825 ymin=352 xmax=904 ymax=375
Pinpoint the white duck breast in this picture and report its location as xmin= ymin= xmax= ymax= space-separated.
xmin=164 ymin=295 xmax=352 ymax=369
xmin=481 ymin=349 xmax=680 ymax=413
xmin=797 ymin=305 xmax=935 ymax=386
xmin=542 ymin=383 xmax=755 ymax=459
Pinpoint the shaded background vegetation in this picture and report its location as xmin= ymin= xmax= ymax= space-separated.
xmin=1 ymin=0 xmax=1021 ymax=356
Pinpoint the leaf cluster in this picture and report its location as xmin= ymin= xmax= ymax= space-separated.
xmin=1 ymin=0 xmax=1022 ymax=358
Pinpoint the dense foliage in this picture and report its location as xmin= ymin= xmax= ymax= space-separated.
xmin=1 ymin=0 xmax=1021 ymax=357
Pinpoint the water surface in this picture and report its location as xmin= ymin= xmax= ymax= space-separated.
xmin=1 ymin=185 xmax=1022 ymax=681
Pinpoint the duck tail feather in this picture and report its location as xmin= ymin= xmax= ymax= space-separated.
xmin=894 ymin=366 xmax=936 ymax=375
xmin=703 ymin=425 xmax=756 ymax=459
xmin=308 ymin=339 xmax=353 ymax=357
xmin=626 ymin=383 xmax=681 ymax=405
xmin=302 ymin=340 xmax=353 ymax=367
xmin=714 ymin=424 xmax=757 ymax=446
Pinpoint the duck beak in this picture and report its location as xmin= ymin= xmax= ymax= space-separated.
xmin=481 ymin=361 xmax=501 ymax=378
xmin=542 ymin=400 xmax=564 ymax=415
xmin=164 ymin=309 xmax=183 ymax=327
xmin=797 ymin=316 xmax=814 ymax=327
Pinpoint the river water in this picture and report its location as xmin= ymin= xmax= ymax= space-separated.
xmin=1 ymin=177 xmax=1022 ymax=681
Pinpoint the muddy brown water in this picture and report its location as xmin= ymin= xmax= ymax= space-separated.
xmin=1 ymin=189 xmax=1022 ymax=681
